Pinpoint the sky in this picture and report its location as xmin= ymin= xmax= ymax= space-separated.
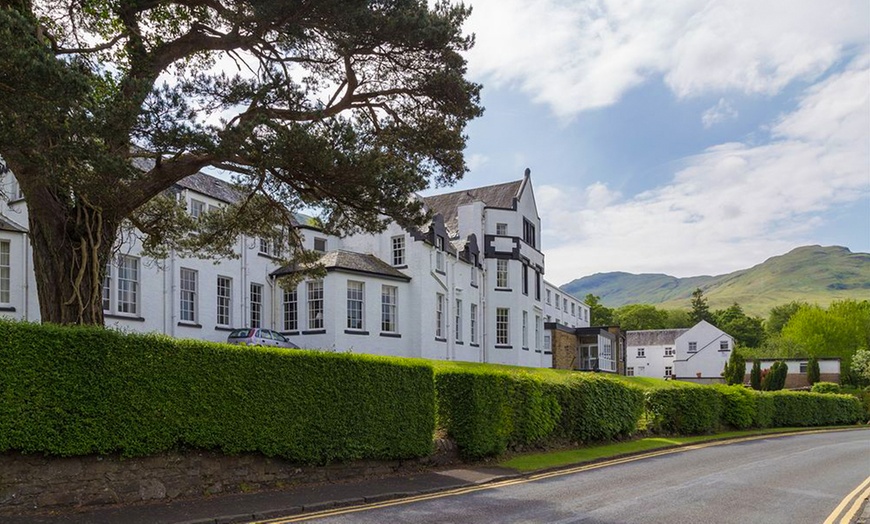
xmin=433 ymin=0 xmax=870 ymax=286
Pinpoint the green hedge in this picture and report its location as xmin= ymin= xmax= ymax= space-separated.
xmin=713 ymin=385 xmax=757 ymax=430
xmin=768 ymin=391 xmax=863 ymax=427
xmin=434 ymin=365 xmax=644 ymax=459
xmin=0 ymin=320 xmax=435 ymax=463
xmin=645 ymin=384 xmax=723 ymax=435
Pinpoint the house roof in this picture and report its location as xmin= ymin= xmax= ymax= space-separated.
xmin=273 ymin=250 xmax=411 ymax=281
xmin=423 ymin=179 xmax=523 ymax=237
xmin=175 ymin=172 xmax=243 ymax=205
xmin=626 ymin=329 xmax=689 ymax=347
xmin=0 ymin=214 xmax=27 ymax=233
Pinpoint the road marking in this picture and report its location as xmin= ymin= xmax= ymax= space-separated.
xmin=823 ymin=475 xmax=870 ymax=524
xmin=252 ymin=428 xmax=867 ymax=524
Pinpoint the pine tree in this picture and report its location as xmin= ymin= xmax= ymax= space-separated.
xmin=690 ymin=288 xmax=714 ymax=324
xmin=750 ymin=360 xmax=762 ymax=390
xmin=807 ymin=357 xmax=821 ymax=385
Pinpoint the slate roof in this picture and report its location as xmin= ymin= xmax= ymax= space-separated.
xmin=626 ymin=329 xmax=689 ymax=347
xmin=175 ymin=172 xmax=243 ymax=205
xmin=423 ymin=179 xmax=523 ymax=237
xmin=0 ymin=214 xmax=27 ymax=233
xmin=272 ymin=250 xmax=411 ymax=281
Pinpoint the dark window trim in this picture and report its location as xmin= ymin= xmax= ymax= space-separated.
xmin=456 ymin=341 xmax=464 ymax=346
xmin=344 ymin=329 xmax=370 ymax=336
xmin=521 ymin=346 xmax=529 ymax=351
xmin=470 ymin=282 xmax=479 ymax=289
xmin=495 ymin=344 xmax=513 ymax=349
xmin=0 ymin=306 xmax=16 ymax=312
xmin=302 ymin=329 xmax=326 ymax=335
xmin=282 ymin=331 xmax=300 ymax=336
xmin=177 ymin=321 xmax=202 ymax=328
xmin=256 ymin=252 xmax=281 ymax=261
xmin=380 ymin=332 xmax=402 ymax=338
xmin=544 ymin=350 xmax=552 ymax=355
xmin=214 ymin=326 xmax=234 ymax=332
xmin=435 ymin=337 xmax=447 ymax=342
xmin=392 ymin=264 xmax=409 ymax=270
xmin=494 ymin=288 xmax=513 ymax=292
xmin=435 ymin=269 xmax=446 ymax=276
xmin=105 ymin=313 xmax=146 ymax=322
xmin=469 ymin=343 xmax=480 ymax=348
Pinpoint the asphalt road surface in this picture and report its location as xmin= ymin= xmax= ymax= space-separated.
xmin=285 ymin=429 xmax=870 ymax=524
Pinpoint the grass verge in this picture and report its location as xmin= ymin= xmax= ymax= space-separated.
xmin=499 ymin=426 xmax=863 ymax=472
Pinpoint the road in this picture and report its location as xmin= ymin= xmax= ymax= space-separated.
xmin=278 ymin=429 xmax=870 ymax=524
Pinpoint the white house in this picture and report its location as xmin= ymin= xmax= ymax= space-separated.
xmin=626 ymin=320 xmax=735 ymax=382
xmin=1 ymin=167 xmax=586 ymax=369
xmin=625 ymin=328 xmax=687 ymax=379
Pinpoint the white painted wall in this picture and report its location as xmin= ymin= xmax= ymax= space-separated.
xmin=674 ymin=320 xmax=734 ymax=380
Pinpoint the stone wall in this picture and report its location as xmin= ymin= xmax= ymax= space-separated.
xmin=551 ymin=328 xmax=579 ymax=370
xmin=0 ymin=441 xmax=458 ymax=515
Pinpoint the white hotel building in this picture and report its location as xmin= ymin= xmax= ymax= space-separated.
xmin=1 ymin=169 xmax=590 ymax=368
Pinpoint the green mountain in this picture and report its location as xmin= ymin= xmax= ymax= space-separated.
xmin=561 ymin=245 xmax=870 ymax=317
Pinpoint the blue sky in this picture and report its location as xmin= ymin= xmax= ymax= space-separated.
xmin=437 ymin=0 xmax=870 ymax=285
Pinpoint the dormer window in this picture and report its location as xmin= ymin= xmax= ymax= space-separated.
xmin=435 ymin=236 xmax=445 ymax=273
xmin=523 ymin=218 xmax=536 ymax=248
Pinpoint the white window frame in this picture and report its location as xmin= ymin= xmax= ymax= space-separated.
xmin=283 ymin=287 xmax=298 ymax=332
xmin=435 ymin=293 xmax=445 ymax=339
xmin=664 ymin=366 xmax=673 ymax=377
xmin=190 ymin=199 xmax=205 ymax=219
xmin=346 ymin=280 xmax=365 ymax=330
xmin=522 ymin=310 xmax=528 ymax=348
xmin=470 ymin=254 xmax=478 ymax=286
xmin=496 ymin=307 xmax=510 ymax=346
xmin=688 ymin=341 xmax=698 ymax=352
xmin=116 ymin=255 xmax=139 ymax=315
xmin=627 ymin=367 xmax=635 ymax=377
xmin=0 ymin=240 xmax=10 ymax=304
xmin=637 ymin=347 xmax=645 ymax=358
xmin=455 ymin=299 xmax=463 ymax=342
xmin=664 ymin=346 xmax=675 ymax=357
xmin=381 ymin=285 xmax=398 ymax=333
xmin=216 ymin=276 xmax=232 ymax=327
xmin=470 ymin=303 xmax=478 ymax=344
xmin=435 ymin=236 xmax=445 ymax=273
xmin=250 ymin=282 xmax=263 ymax=328
xmin=307 ymin=280 xmax=324 ymax=330
xmin=496 ymin=259 xmax=509 ymax=288
xmin=391 ymin=236 xmax=405 ymax=266
xmin=179 ymin=268 xmax=198 ymax=323
xmin=720 ymin=340 xmax=729 ymax=350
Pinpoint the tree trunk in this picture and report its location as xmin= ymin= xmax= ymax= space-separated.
xmin=28 ymin=199 xmax=118 ymax=326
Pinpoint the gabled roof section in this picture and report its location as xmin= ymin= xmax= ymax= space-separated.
xmin=626 ymin=329 xmax=689 ymax=347
xmin=272 ymin=250 xmax=411 ymax=281
xmin=175 ymin=172 xmax=243 ymax=205
xmin=0 ymin=214 xmax=27 ymax=233
xmin=423 ymin=178 xmax=523 ymax=237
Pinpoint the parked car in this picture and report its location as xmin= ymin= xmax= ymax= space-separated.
xmin=227 ymin=328 xmax=299 ymax=349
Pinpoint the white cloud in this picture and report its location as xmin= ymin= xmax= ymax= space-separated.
xmin=465 ymin=0 xmax=869 ymax=117
xmin=466 ymin=153 xmax=490 ymax=172
xmin=540 ymin=56 xmax=870 ymax=284
xmin=701 ymin=98 xmax=738 ymax=128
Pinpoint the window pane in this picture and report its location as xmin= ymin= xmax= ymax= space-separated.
xmin=307 ymin=281 xmax=324 ymax=330
xmin=346 ymin=281 xmax=364 ymax=330
xmin=117 ymin=256 xmax=139 ymax=315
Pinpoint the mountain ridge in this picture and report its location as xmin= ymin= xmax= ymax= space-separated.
xmin=560 ymin=245 xmax=870 ymax=316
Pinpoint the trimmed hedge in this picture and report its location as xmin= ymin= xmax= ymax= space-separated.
xmin=811 ymin=382 xmax=840 ymax=394
xmin=713 ymin=385 xmax=756 ymax=430
xmin=645 ymin=384 xmax=722 ymax=435
xmin=0 ymin=320 xmax=435 ymax=463
xmin=768 ymin=391 xmax=863 ymax=427
xmin=434 ymin=365 xmax=644 ymax=459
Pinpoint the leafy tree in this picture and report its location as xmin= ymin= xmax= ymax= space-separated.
xmin=779 ymin=300 xmax=870 ymax=383
xmin=713 ymin=303 xmax=765 ymax=348
xmin=723 ymin=349 xmax=746 ymax=386
xmin=613 ymin=304 xmax=668 ymax=331
xmin=0 ymin=0 xmax=482 ymax=325
xmin=689 ymin=287 xmax=713 ymax=324
xmin=663 ymin=309 xmax=693 ymax=329
xmin=851 ymin=348 xmax=870 ymax=386
xmin=750 ymin=360 xmax=762 ymax=390
xmin=806 ymin=356 xmax=820 ymax=385
xmin=584 ymin=294 xmax=614 ymax=326
xmin=766 ymin=301 xmax=806 ymax=336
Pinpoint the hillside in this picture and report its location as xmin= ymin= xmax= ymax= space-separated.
xmin=560 ymin=245 xmax=870 ymax=316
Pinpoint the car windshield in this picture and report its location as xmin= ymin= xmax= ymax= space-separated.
xmin=229 ymin=329 xmax=252 ymax=338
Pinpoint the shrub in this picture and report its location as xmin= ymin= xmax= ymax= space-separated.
xmin=750 ymin=360 xmax=762 ymax=390
xmin=753 ymin=392 xmax=775 ymax=428
xmin=434 ymin=365 xmax=644 ymax=459
xmin=768 ymin=391 xmax=863 ymax=426
xmin=713 ymin=385 xmax=756 ymax=429
xmin=807 ymin=357 xmax=821 ymax=385
xmin=811 ymin=382 xmax=840 ymax=394
xmin=0 ymin=320 xmax=435 ymax=463
xmin=645 ymin=384 xmax=722 ymax=435
xmin=724 ymin=351 xmax=746 ymax=386
xmin=762 ymin=361 xmax=788 ymax=391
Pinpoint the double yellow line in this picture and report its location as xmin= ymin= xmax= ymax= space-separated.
xmin=824 ymin=476 xmax=870 ymax=524
xmin=252 ymin=429 xmax=866 ymax=524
